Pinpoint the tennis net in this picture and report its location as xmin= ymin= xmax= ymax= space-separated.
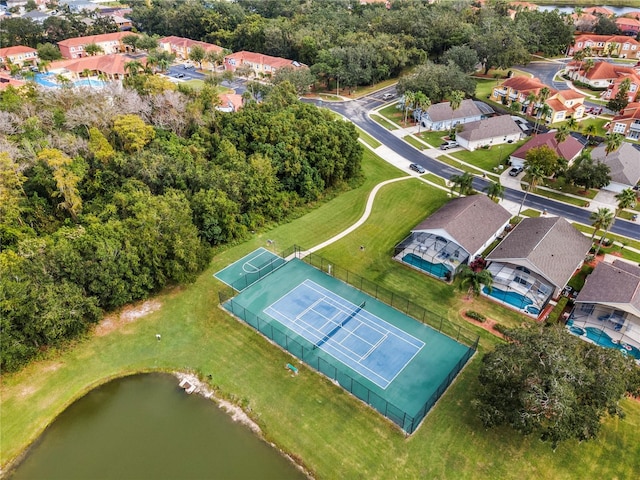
xmin=315 ymin=301 xmax=365 ymax=348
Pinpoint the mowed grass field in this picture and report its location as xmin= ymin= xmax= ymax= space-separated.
xmin=2 ymin=151 xmax=640 ymax=479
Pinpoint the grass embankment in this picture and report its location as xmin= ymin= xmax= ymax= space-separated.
xmin=357 ymin=127 xmax=382 ymax=149
xmin=3 ymin=152 xmax=640 ymax=479
xmin=451 ymin=140 xmax=527 ymax=173
xmin=371 ymin=114 xmax=398 ymax=130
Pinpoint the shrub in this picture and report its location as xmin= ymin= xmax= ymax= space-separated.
xmin=466 ymin=310 xmax=486 ymax=322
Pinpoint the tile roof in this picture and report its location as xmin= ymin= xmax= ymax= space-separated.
xmin=616 ymin=17 xmax=640 ymax=27
xmin=612 ymin=102 xmax=640 ymax=122
xmin=575 ymin=260 xmax=640 ymax=315
xmin=424 ymin=99 xmax=483 ymax=122
xmin=412 ymin=195 xmax=511 ymax=255
xmin=582 ymin=62 xmax=635 ymax=81
xmin=573 ymin=34 xmax=640 ymax=47
xmin=457 ymin=115 xmax=522 ymax=142
xmin=0 ymin=45 xmax=37 ymax=57
xmin=217 ymin=93 xmax=244 ymax=112
xmin=556 ymin=89 xmax=584 ymax=101
xmin=500 ymin=76 xmax=551 ymax=94
xmin=590 ymin=142 xmax=640 ymax=186
xmin=511 ymin=132 xmax=583 ymax=161
xmin=224 ymin=51 xmax=306 ymax=70
xmin=158 ymin=36 xmax=223 ymax=53
xmin=0 ymin=72 xmax=25 ymax=90
xmin=58 ymin=32 xmax=132 ymax=48
xmin=48 ymin=54 xmax=144 ymax=76
xmin=625 ymin=11 xmax=640 ymax=20
xmin=486 ymin=216 xmax=591 ymax=289
xmin=583 ymin=6 xmax=613 ymax=16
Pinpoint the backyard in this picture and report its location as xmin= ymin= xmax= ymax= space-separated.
xmin=2 ymin=150 xmax=640 ymax=480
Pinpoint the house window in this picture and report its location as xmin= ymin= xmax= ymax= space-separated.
xmin=579 ymin=303 xmax=595 ymax=315
xmin=613 ymin=123 xmax=627 ymax=133
xmin=577 ymin=42 xmax=583 ymax=48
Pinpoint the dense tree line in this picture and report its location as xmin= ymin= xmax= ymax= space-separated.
xmin=0 ymin=81 xmax=362 ymax=371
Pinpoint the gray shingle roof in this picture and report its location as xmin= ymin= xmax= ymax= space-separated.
xmin=425 ymin=99 xmax=483 ymax=122
xmin=412 ymin=195 xmax=511 ymax=254
xmin=457 ymin=115 xmax=523 ymax=142
xmin=486 ymin=216 xmax=591 ymax=288
xmin=591 ymin=142 xmax=640 ymax=187
xmin=575 ymin=260 xmax=640 ymax=313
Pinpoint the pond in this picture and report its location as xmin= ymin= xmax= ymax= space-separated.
xmin=538 ymin=5 xmax=639 ymax=16
xmin=8 ymin=373 xmax=307 ymax=480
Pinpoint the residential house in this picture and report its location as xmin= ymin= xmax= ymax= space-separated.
xmin=456 ymin=115 xmax=523 ymax=151
xmin=509 ymin=131 xmax=584 ymax=168
xmin=566 ymin=61 xmax=638 ymax=88
xmin=569 ymin=260 xmax=640 ymax=359
xmin=508 ymin=2 xmax=538 ymax=19
xmin=0 ymin=71 xmax=25 ymax=90
xmin=545 ymin=90 xmax=587 ymax=123
xmin=624 ymin=11 xmax=640 ymax=21
xmin=485 ymin=216 xmax=591 ymax=316
xmin=108 ymin=15 xmax=133 ymax=31
xmin=583 ymin=6 xmax=614 ymax=17
xmin=568 ymin=35 xmax=640 ymax=59
xmin=590 ymin=142 xmax=640 ymax=192
xmin=47 ymin=54 xmax=145 ymax=81
xmin=571 ymin=12 xmax=598 ymax=32
xmin=224 ymin=51 xmax=306 ymax=78
xmin=394 ymin=195 xmax=511 ymax=281
xmin=0 ymin=45 xmax=38 ymax=68
xmin=607 ymin=102 xmax=640 ymax=140
xmin=21 ymin=9 xmax=50 ymax=23
xmin=57 ymin=32 xmax=134 ymax=59
xmin=158 ymin=36 xmax=224 ymax=68
xmin=216 ymin=93 xmax=244 ymax=113
xmin=416 ymin=99 xmax=484 ymax=131
xmin=602 ymin=71 xmax=640 ymax=105
xmin=490 ymin=76 xmax=551 ymax=116
xmin=616 ymin=17 xmax=640 ymax=36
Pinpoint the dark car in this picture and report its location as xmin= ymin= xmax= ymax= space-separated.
xmin=509 ymin=166 xmax=524 ymax=177
xmin=409 ymin=163 xmax=426 ymax=174
xmin=174 ymin=73 xmax=185 ymax=78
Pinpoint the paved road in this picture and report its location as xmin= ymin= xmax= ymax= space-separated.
xmin=166 ymin=65 xmax=206 ymax=81
xmin=303 ymin=92 xmax=640 ymax=239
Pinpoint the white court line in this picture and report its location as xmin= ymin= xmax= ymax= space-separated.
xmin=360 ymin=333 xmax=388 ymax=361
xmin=215 ymin=247 xmax=273 ymax=281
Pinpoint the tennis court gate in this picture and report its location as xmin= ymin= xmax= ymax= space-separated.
xmin=217 ymin=246 xmax=479 ymax=434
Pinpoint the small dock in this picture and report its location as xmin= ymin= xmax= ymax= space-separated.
xmin=179 ymin=378 xmax=197 ymax=394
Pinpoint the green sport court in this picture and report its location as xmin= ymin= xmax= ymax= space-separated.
xmin=215 ymin=249 xmax=475 ymax=433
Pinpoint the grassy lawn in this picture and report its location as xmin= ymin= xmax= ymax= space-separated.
xmin=451 ymin=139 xmax=527 ymax=172
xmin=378 ymin=103 xmax=410 ymax=126
xmin=416 ymin=130 xmax=447 ymax=148
xmin=572 ymin=117 xmax=609 ymax=137
xmin=404 ymin=134 xmax=429 ymax=150
xmin=371 ymin=114 xmax=399 ymax=130
xmin=424 ymin=173 xmax=447 ymax=187
xmin=437 ymin=154 xmax=490 ymax=178
xmin=520 ymin=208 xmax=541 ymax=218
xmin=3 ymin=152 xmax=640 ymax=479
xmin=541 ymin=177 xmax=598 ymax=200
xmin=528 ymin=186 xmax=590 ymax=208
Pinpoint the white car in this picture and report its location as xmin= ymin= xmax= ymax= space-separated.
xmin=382 ymin=93 xmax=394 ymax=100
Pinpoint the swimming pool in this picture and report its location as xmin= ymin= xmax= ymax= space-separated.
xmin=34 ymin=73 xmax=107 ymax=89
xmin=402 ymin=253 xmax=451 ymax=279
xmin=566 ymin=322 xmax=640 ymax=360
xmin=482 ymin=286 xmax=533 ymax=310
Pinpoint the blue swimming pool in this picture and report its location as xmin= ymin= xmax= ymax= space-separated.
xmin=402 ymin=253 xmax=451 ymax=279
xmin=34 ymin=73 xmax=106 ymax=89
xmin=567 ymin=323 xmax=640 ymax=360
xmin=482 ymin=286 xmax=533 ymax=310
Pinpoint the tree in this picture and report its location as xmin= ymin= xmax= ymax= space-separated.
xmin=124 ymin=60 xmax=143 ymax=77
xmin=588 ymin=207 xmax=614 ymax=244
xmin=122 ymin=34 xmax=140 ymax=53
xmin=441 ymin=45 xmax=479 ymax=74
xmin=605 ymin=133 xmax=624 ymax=156
xmin=413 ymin=92 xmax=431 ymax=133
xmin=595 ymin=188 xmax=637 ymax=256
xmin=448 ymin=90 xmax=465 ymax=135
xmin=475 ymin=324 xmax=640 ymax=448
xmin=272 ymin=67 xmax=316 ymax=95
xmin=112 ymin=114 xmax=155 ymax=153
xmin=471 ymin=20 xmax=531 ymax=75
xmin=595 ymin=15 xmax=620 ymax=35
xmin=483 ymin=181 xmax=505 ymax=201
xmin=84 ymin=43 xmax=103 ymax=56
xmin=36 ymin=148 xmax=83 ymax=219
xmin=36 ymin=42 xmax=62 ymax=61
xmin=607 ymin=78 xmax=631 ymax=113
xmin=396 ymin=61 xmax=476 ymax=103
xmin=566 ymin=154 xmax=611 ymax=191
xmin=458 ymin=264 xmax=493 ymax=299
xmin=554 ymin=124 xmax=570 ymax=144
xmin=449 ymin=171 xmax=474 ymax=196
xmin=517 ymin=163 xmax=545 ymax=217
xmin=189 ymin=45 xmax=206 ymax=69
xmin=523 ymin=145 xmax=559 ymax=177
xmin=583 ymin=123 xmax=597 ymax=144
xmin=402 ymin=90 xmax=416 ymax=125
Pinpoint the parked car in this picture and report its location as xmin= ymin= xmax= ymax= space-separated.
xmin=183 ymin=64 xmax=195 ymax=69
xmin=440 ymin=141 xmax=458 ymax=150
xmin=409 ymin=163 xmax=426 ymax=174
xmin=509 ymin=166 xmax=524 ymax=177
xmin=382 ymin=92 xmax=395 ymax=100
xmin=174 ymin=73 xmax=185 ymax=78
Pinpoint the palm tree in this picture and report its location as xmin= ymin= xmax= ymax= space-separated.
xmin=448 ymin=90 xmax=465 ymax=137
xmin=525 ymin=92 xmax=537 ymax=116
xmin=517 ymin=164 xmax=545 ymax=217
xmin=583 ymin=123 xmax=597 ymax=144
xmin=605 ymin=133 xmax=624 ymax=156
xmin=402 ymin=90 xmax=416 ymax=125
xmin=533 ymin=88 xmax=551 ymax=133
xmin=124 ymin=60 xmax=143 ymax=77
xmin=554 ymin=124 xmax=570 ymax=144
xmin=595 ymin=188 xmax=637 ymax=256
xmin=566 ymin=117 xmax=579 ymax=131
xmin=583 ymin=58 xmax=595 ymax=79
xmin=589 ymin=207 xmax=614 ymax=244
xmin=483 ymin=181 xmax=505 ymax=201
xmin=458 ymin=265 xmax=494 ymax=299
xmin=413 ymin=92 xmax=431 ymax=133
xmin=449 ymin=171 xmax=474 ymax=196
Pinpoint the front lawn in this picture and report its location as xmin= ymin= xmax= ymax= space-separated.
xmin=451 ymin=139 xmax=527 ymax=172
xmin=371 ymin=114 xmax=399 ymax=130
xmin=416 ymin=130 xmax=448 ymax=148
xmin=404 ymin=134 xmax=429 ymax=150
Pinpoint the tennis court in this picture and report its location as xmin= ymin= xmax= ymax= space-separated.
xmin=265 ymin=279 xmax=423 ymax=389
xmin=216 ymin=250 xmax=476 ymax=433
xmin=214 ymin=247 xmax=285 ymax=290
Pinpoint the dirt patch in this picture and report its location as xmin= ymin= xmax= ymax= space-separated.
xmin=94 ymin=300 xmax=162 ymax=337
xmin=17 ymin=385 xmax=38 ymax=399
xmin=459 ymin=309 xmax=506 ymax=340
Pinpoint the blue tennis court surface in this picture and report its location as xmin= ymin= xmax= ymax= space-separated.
xmin=265 ymin=280 xmax=424 ymax=389
xmin=214 ymin=247 xmax=285 ymax=290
